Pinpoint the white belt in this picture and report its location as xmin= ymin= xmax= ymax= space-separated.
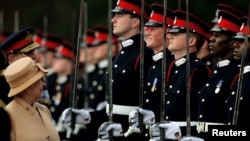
xmin=171 ymin=121 xmax=197 ymax=127
xmin=106 ymin=104 xmax=139 ymax=115
xmin=197 ymin=122 xmax=225 ymax=133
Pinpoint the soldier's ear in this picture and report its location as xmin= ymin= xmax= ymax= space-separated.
xmin=189 ymin=36 xmax=197 ymax=47
xmin=131 ymin=18 xmax=140 ymax=28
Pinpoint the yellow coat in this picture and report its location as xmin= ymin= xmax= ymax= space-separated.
xmin=5 ymin=97 xmax=60 ymax=141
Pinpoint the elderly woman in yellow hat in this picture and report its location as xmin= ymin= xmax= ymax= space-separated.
xmin=3 ymin=57 xmax=60 ymax=141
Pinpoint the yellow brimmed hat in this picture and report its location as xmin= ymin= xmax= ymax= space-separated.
xmin=4 ymin=57 xmax=48 ymax=97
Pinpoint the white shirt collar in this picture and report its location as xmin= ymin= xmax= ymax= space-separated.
xmin=152 ymin=52 xmax=163 ymax=62
xmin=121 ymin=39 xmax=134 ymax=48
xmin=98 ymin=59 xmax=108 ymax=69
xmin=244 ymin=65 xmax=250 ymax=74
xmin=175 ymin=58 xmax=186 ymax=67
xmin=217 ymin=59 xmax=230 ymax=68
xmin=86 ymin=64 xmax=96 ymax=73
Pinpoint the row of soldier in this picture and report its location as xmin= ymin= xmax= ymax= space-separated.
xmin=0 ymin=0 xmax=249 ymax=141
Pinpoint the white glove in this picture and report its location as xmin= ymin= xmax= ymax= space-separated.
xmin=129 ymin=108 xmax=155 ymax=127
xmin=178 ymin=136 xmax=204 ymax=141
xmin=96 ymin=101 xmax=107 ymax=111
xmin=124 ymin=108 xmax=155 ymax=137
xmin=98 ymin=122 xmax=123 ymax=140
xmin=149 ymin=122 xmax=182 ymax=141
xmin=56 ymin=116 xmax=66 ymax=133
xmin=61 ymin=108 xmax=91 ymax=129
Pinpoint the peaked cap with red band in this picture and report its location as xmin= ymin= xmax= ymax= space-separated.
xmin=211 ymin=10 xmax=241 ymax=34
xmin=112 ymin=0 xmax=150 ymax=20
xmin=233 ymin=16 xmax=250 ymax=40
xmin=145 ymin=3 xmax=174 ymax=27
xmin=45 ymin=34 xmax=62 ymax=51
xmin=83 ymin=29 xmax=95 ymax=47
xmin=169 ymin=10 xmax=212 ymax=39
xmin=211 ymin=3 xmax=244 ymax=24
xmin=55 ymin=40 xmax=75 ymax=60
xmin=1 ymin=27 xmax=40 ymax=55
xmin=92 ymin=24 xmax=119 ymax=46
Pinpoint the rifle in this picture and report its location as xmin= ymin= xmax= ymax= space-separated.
xmin=82 ymin=2 xmax=89 ymax=109
xmin=159 ymin=0 xmax=168 ymax=140
xmin=14 ymin=10 xmax=19 ymax=32
xmin=107 ymin=0 xmax=114 ymax=140
xmin=185 ymin=0 xmax=191 ymax=137
xmin=67 ymin=0 xmax=84 ymax=139
xmin=232 ymin=1 xmax=250 ymax=125
xmin=138 ymin=0 xmax=145 ymax=133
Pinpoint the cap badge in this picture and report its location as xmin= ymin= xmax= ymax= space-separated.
xmin=95 ymin=32 xmax=99 ymax=38
xmin=117 ymin=0 xmax=120 ymax=5
xmin=150 ymin=10 xmax=154 ymax=18
xmin=218 ymin=16 xmax=222 ymax=24
xmin=173 ymin=16 xmax=177 ymax=25
xmin=25 ymin=31 xmax=32 ymax=41
xmin=240 ymin=23 xmax=244 ymax=31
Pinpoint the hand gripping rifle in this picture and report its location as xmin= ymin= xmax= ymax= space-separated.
xmin=232 ymin=2 xmax=250 ymax=125
xmin=67 ymin=0 xmax=85 ymax=139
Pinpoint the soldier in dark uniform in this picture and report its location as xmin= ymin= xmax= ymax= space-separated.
xmin=143 ymin=3 xmax=174 ymax=123
xmin=86 ymin=25 xmax=116 ymax=111
xmin=196 ymin=10 xmax=242 ymax=140
xmin=58 ymin=0 xmax=153 ymax=140
xmin=199 ymin=3 xmax=245 ymax=71
xmin=46 ymin=40 xmax=72 ymax=122
xmin=0 ymin=27 xmax=41 ymax=106
xmin=164 ymin=10 xmax=212 ymax=137
xmin=125 ymin=3 xmax=176 ymax=140
xmin=33 ymin=31 xmax=63 ymax=107
xmin=102 ymin=0 xmax=154 ymax=140
xmin=45 ymin=40 xmax=78 ymax=138
xmin=227 ymin=16 xmax=250 ymax=125
xmin=77 ymin=25 xmax=120 ymax=141
xmin=210 ymin=3 xmax=244 ymax=24
xmin=33 ymin=31 xmax=63 ymax=75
